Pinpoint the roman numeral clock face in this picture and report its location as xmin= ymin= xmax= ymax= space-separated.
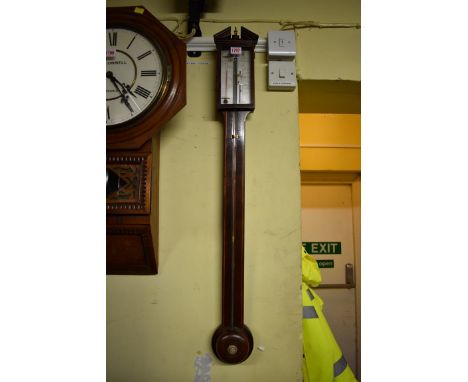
xmin=106 ymin=28 xmax=168 ymax=127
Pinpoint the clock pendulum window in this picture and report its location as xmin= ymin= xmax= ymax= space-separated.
xmin=211 ymin=26 xmax=259 ymax=364
xmin=106 ymin=6 xmax=186 ymax=274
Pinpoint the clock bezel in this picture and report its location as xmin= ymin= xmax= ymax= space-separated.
xmin=106 ymin=6 xmax=186 ymax=150
xmin=106 ymin=27 xmax=169 ymax=129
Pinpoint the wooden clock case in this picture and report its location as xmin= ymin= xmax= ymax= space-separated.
xmin=106 ymin=6 xmax=186 ymax=275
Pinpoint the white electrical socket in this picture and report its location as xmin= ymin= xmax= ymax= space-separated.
xmin=267 ymin=31 xmax=296 ymax=60
xmin=268 ymin=61 xmax=297 ymax=91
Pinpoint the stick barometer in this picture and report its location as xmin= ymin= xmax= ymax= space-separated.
xmin=211 ymin=26 xmax=258 ymax=364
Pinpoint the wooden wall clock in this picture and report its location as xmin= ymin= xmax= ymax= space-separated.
xmin=106 ymin=6 xmax=186 ymax=274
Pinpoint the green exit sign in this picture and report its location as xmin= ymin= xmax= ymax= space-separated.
xmin=303 ymin=242 xmax=342 ymax=255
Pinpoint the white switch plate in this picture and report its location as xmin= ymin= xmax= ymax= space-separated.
xmin=268 ymin=61 xmax=297 ymax=91
xmin=267 ymin=31 xmax=296 ymax=60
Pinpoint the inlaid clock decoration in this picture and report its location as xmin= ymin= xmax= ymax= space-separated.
xmin=211 ymin=26 xmax=258 ymax=364
xmin=106 ymin=6 xmax=186 ymax=275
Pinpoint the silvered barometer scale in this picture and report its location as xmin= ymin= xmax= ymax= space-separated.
xmin=212 ymin=26 xmax=258 ymax=364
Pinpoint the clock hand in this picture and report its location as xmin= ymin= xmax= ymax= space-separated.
xmin=107 ymin=71 xmax=134 ymax=113
xmin=106 ymin=71 xmax=141 ymax=112
xmin=106 ymin=71 xmax=125 ymax=94
xmin=120 ymin=83 xmax=141 ymax=112
xmin=106 ymin=71 xmax=134 ymax=96
xmin=122 ymin=83 xmax=136 ymax=97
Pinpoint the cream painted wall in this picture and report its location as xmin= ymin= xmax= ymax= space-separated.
xmin=107 ymin=1 xmax=359 ymax=380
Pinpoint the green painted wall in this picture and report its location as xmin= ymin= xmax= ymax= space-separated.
xmin=106 ymin=1 xmax=359 ymax=380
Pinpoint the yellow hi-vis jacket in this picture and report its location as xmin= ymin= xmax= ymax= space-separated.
xmin=302 ymin=247 xmax=358 ymax=382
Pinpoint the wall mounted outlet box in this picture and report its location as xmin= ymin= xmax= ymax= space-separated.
xmin=267 ymin=31 xmax=296 ymax=60
xmin=268 ymin=61 xmax=297 ymax=91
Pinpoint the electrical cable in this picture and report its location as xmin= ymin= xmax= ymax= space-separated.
xmin=158 ymin=17 xmax=360 ymax=39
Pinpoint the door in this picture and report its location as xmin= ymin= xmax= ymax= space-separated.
xmin=301 ymin=178 xmax=360 ymax=377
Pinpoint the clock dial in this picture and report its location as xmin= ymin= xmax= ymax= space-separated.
xmin=106 ymin=28 xmax=168 ymax=128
